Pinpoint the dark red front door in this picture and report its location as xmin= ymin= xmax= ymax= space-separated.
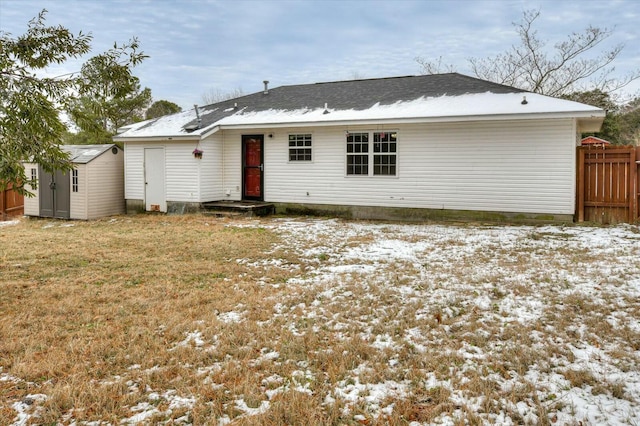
xmin=242 ymin=135 xmax=264 ymax=200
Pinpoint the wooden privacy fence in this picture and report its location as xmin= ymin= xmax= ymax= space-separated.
xmin=1 ymin=184 xmax=25 ymax=220
xmin=576 ymin=145 xmax=640 ymax=224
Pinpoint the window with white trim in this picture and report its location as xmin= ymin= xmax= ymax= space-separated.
xmin=346 ymin=131 xmax=397 ymax=176
xmin=289 ymin=134 xmax=312 ymax=161
xmin=373 ymin=131 xmax=397 ymax=176
xmin=72 ymin=169 xmax=78 ymax=192
xmin=346 ymin=132 xmax=368 ymax=175
xmin=30 ymin=168 xmax=36 ymax=182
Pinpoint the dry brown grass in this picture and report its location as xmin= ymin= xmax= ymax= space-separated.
xmin=1 ymin=215 xmax=639 ymax=425
xmin=1 ymin=215 xmax=285 ymax=424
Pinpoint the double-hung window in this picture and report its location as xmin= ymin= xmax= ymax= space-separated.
xmin=289 ymin=134 xmax=312 ymax=161
xmin=346 ymin=132 xmax=369 ymax=175
xmin=346 ymin=131 xmax=397 ymax=176
xmin=72 ymin=169 xmax=79 ymax=192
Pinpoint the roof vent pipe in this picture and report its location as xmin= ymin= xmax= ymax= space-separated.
xmin=263 ymin=80 xmax=269 ymax=95
xmin=194 ymin=104 xmax=202 ymax=127
xmin=521 ymin=96 xmax=528 ymax=105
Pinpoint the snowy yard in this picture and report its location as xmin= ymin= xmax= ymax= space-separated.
xmin=1 ymin=216 xmax=639 ymax=425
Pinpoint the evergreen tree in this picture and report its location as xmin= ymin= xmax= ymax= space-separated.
xmin=68 ymin=38 xmax=150 ymax=143
xmin=145 ymin=100 xmax=182 ymax=120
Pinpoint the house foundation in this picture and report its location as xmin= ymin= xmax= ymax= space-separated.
xmin=273 ymin=202 xmax=574 ymax=224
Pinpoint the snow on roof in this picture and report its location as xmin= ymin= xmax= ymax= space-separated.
xmin=216 ymin=92 xmax=602 ymax=126
xmin=114 ymin=74 xmax=604 ymax=140
xmin=62 ymin=144 xmax=119 ymax=164
xmin=117 ymin=109 xmax=209 ymax=138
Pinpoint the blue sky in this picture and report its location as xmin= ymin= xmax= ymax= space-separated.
xmin=1 ymin=0 xmax=639 ymax=110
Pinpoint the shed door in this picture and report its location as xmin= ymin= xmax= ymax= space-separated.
xmin=242 ymin=135 xmax=264 ymax=201
xmin=144 ymin=148 xmax=166 ymax=212
xmin=39 ymin=166 xmax=70 ymax=219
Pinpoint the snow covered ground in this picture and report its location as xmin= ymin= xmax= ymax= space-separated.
xmin=4 ymin=217 xmax=640 ymax=425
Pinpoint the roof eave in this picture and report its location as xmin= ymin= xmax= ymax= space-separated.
xmin=215 ymin=110 xmax=606 ymax=130
xmin=112 ymin=110 xmax=605 ymax=138
xmin=113 ymin=135 xmax=202 ymax=142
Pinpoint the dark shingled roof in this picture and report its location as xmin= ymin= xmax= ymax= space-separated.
xmin=174 ymin=73 xmax=524 ymax=132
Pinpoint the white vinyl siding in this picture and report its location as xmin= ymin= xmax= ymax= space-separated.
xmin=246 ymin=119 xmax=575 ymax=215
xmin=123 ymin=117 xmax=577 ymax=216
xmin=126 ymin=139 xmax=224 ymax=204
xmin=222 ymin=132 xmax=243 ymax=201
xmin=124 ymin=142 xmax=145 ymax=201
xmin=126 ymin=141 xmax=199 ymax=203
xmin=199 ymin=134 xmax=224 ymax=201
xmin=69 ymin=164 xmax=87 ymax=219
xmin=165 ymin=143 xmax=199 ymax=202
xmin=85 ymin=150 xmax=125 ymax=219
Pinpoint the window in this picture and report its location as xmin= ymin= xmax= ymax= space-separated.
xmin=289 ymin=134 xmax=312 ymax=161
xmin=373 ymin=132 xmax=397 ymax=176
xmin=30 ymin=168 xmax=36 ymax=182
xmin=72 ymin=169 xmax=78 ymax=192
xmin=346 ymin=131 xmax=397 ymax=176
xmin=346 ymin=132 xmax=369 ymax=175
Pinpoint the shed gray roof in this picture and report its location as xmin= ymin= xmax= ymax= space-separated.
xmin=62 ymin=144 xmax=119 ymax=164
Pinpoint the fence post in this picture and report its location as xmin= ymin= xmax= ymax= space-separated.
xmin=576 ymin=147 xmax=585 ymax=222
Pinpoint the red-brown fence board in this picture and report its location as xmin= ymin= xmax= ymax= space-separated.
xmin=576 ymin=146 xmax=638 ymax=224
xmin=1 ymin=184 xmax=24 ymax=220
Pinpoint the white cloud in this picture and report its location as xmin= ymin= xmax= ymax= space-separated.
xmin=2 ymin=0 xmax=639 ymax=108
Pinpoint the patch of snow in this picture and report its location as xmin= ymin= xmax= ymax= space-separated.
xmin=234 ymin=399 xmax=270 ymax=416
xmin=218 ymin=311 xmax=243 ymax=323
xmin=10 ymin=394 xmax=47 ymax=426
xmin=122 ymin=402 xmax=158 ymax=424
xmin=170 ymin=331 xmax=205 ymax=350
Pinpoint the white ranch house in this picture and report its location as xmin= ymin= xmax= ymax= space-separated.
xmin=115 ymin=73 xmax=604 ymax=221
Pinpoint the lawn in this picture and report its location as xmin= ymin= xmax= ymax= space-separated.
xmin=1 ymin=215 xmax=639 ymax=425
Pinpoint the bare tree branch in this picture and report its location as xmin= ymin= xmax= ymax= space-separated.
xmin=415 ymin=56 xmax=457 ymax=75
xmin=449 ymin=9 xmax=640 ymax=97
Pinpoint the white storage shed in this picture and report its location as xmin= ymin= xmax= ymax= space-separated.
xmin=24 ymin=144 xmax=125 ymax=220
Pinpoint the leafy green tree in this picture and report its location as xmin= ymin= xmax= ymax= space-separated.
xmin=562 ymin=91 xmax=640 ymax=145
xmin=563 ymin=90 xmax=621 ymax=143
xmin=145 ymin=100 xmax=182 ymax=120
xmin=618 ymin=98 xmax=640 ymax=145
xmin=68 ymin=38 xmax=151 ymax=143
xmin=61 ymin=130 xmax=95 ymax=145
xmin=0 ymin=10 xmax=91 ymax=193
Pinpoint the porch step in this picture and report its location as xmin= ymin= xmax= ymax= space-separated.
xmin=201 ymin=201 xmax=276 ymax=218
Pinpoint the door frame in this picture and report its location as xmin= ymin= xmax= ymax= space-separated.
xmin=242 ymin=134 xmax=264 ymax=201
xmin=144 ymin=147 xmax=167 ymax=212
xmin=38 ymin=166 xmax=70 ymax=219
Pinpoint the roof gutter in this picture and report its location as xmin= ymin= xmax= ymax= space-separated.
xmin=113 ymin=110 xmax=605 ymax=140
xmin=113 ymin=135 xmax=202 ymax=142
xmin=212 ymin=110 xmax=605 ymax=130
